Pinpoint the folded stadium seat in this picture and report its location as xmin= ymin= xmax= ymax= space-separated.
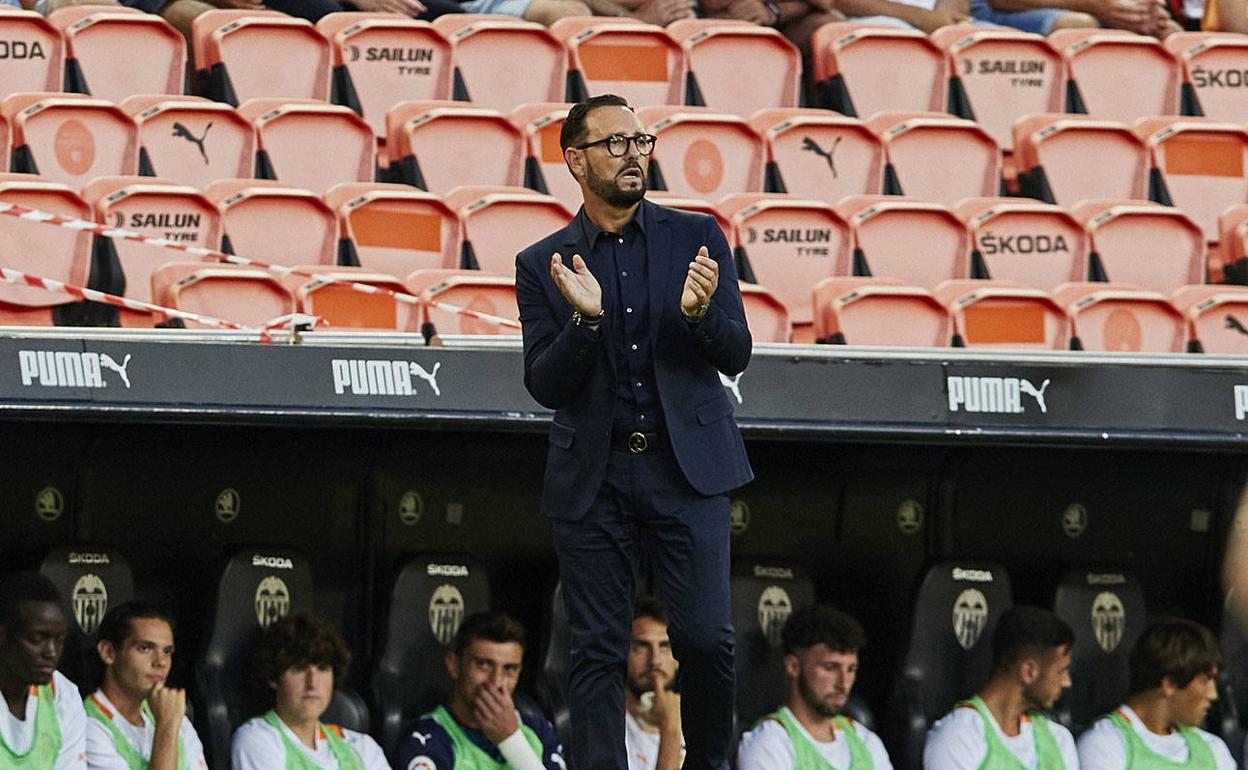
xmin=887 ymin=561 xmax=1013 ymax=770
xmin=739 ymin=282 xmax=791 ymax=343
xmin=748 ymin=109 xmax=884 ymax=204
xmin=369 ymin=554 xmax=490 ymax=757
xmin=1012 ymin=114 xmax=1148 ymax=205
xmin=1046 ymin=29 xmax=1180 ymax=122
xmin=1 ymin=92 xmax=138 ymax=188
xmin=1134 ymin=116 xmax=1248 ymax=243
xmin=551 ymin=18 xmax=684 ymax=106
xmin=1051 ymin=568 xmax=1146 ymax=732
xmin=636 ymin=107 xmax=764 ymax=201
xmin=718 ymin=193 xmax=852 ymax=343
xmin=203 ymin=179 xmax=338 ymax=267
xmin=645 ymin=191 xmax=734 ymax=248
xmin=930 ymin=26 xmax=1063 ymax=154
xmin=192 ymin=10 xmax=331 ymax=106
xmin=0 ymin=9 xmax=65 ymax=102
xmin=48 ymin=6 xmax=185 ymax=103
xmin=1070 ymin=199 xmax=1205 ymax=293
xmin=1050 ymin=282 xmax=1186 ymax=352
xmin=836 ymin=195 xmax=972 ymax=290
xmin=1164 ymin=32 xmax=1248 ymax=122
xmin=120 ymin=96 xmax=255 ymax=190
xmin=284 ymin=266 xmax=417 ymax=332
xmin=324 ymin=182 xmax=460 ymax=277
xmin=954 ymin=197 xmax=1089 ymax=291
xmin=150 ymin=262 xmax=295 ymax=327
xmin=810 ymin=23 xmax=946 ymax=118
xmin=935 ymin=279 xmax=1070 ymax=349
xmin=509 ymin=102 xmax=581 ymax=213
xmin=442 ymin=185 xmax=572 ymax=275
xmin=665 ymin=19 xmax=799 ymax=117
xmin=39 ymin=544 xmax=134 ymax=688
xmin=866 ymin=111 xmax=1002 ymax=208
xmin=236 ymin=98 xmax=376 ymax=194
xmin=0 ymin=174 xmax=94 ymax=326
xmin=316 ymin=13 xmax=453 ymax=140
xmin=405 ymin=268 xmax=519 ymax=336
xmin=1170 ymin=284 xmax=1248 ymax=353
xmin=385 ymin=100 xmax=525 ymax=192
xmin=430 ymin=15 xmax=564 ymax=112
xmin=81 ymin=176 xmax=223 ymax=327
xmin=812 ymin=277 xmax=951 ymax=346
xmin=193 ymin=548 xmax=368 ymax=770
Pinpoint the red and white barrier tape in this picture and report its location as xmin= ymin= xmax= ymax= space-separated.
xmin=0 ymin=201 xmax=523 ymax=331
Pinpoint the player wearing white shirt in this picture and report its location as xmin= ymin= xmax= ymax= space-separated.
xmin=1076 ymin=619 xmax=1232 ymax=770
xmin=624 ymin=597 xmax=683 ymax=770
xmin=737 ymin=604 xmax=893 ymax=770
xmin=0 ymin=570 xmax=86 ymax=770
xmin=925 ymin=606 xmax=1078 ymax=770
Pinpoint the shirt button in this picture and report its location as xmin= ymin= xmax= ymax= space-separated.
xmin=636 ymin=382 xmax=643 ymax=387
xmin=621 ymin=271 xmax=628 ymax=277
xmin=631 ymin=344 xmax=638 ymax=350
xmin=640 ymin=415 xmax=646 ymax=421
xmin=626 ymin=307 xmax=633 ymax=313
xmin=618 ymin=238 xmax=624 ymax=244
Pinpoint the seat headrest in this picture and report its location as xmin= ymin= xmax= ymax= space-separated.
xmin=39 ymin=545 xmax=135 ymax=687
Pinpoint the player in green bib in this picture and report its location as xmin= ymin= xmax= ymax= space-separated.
xmin=925 ymin=607 xmax=1078 ymax=770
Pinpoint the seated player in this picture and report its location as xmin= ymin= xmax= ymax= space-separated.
xmin=394 ymin=612 xmax=566 ymax=770
xmin=625 ymin=596 xmax=683 ymax=770
xmin=925 ymin=606 xmax=1079 ymax=770
xmin=737 ymin=604 xmax=893 ymax=770
xmin=231 ymin=614 xmax=391 ymax=770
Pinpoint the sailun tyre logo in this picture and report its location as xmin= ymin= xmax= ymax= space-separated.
xmin=332 ymin=359 xmax=441 ymax=397
xmin=18 ymin=351 xmax=132 ymax=389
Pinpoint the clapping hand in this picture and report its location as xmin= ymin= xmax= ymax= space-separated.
xmin=551 ymin=253 xmax=603 ymax=318
xmin=681 ymin=246 xmax=718 ymax=318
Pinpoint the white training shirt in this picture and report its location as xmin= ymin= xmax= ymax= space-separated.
xmin=84 ymin=689 xmax=208 ymax=770
xmin=924 ymin=703 xmax=1080 ymax=770
xmin=0 ymin=670 xmax=87 ymax=769
xmin=737 ymin=706 xmax=894 ymax=770
xmin=1076 ymin=705 xmax=1234 ymax=770
xmin=231 ymin=714 xmax=392 ymax=770
xmin=625 ymin=709 xmax=685 ymax=770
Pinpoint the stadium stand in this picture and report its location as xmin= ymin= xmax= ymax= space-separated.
xmin=811 ymin=23 xmax=947 ymax=118
xmin=1012 ymin=113 xmax=1148 ymax=205
xmin=0 ymin=9 xmax=65 ymax=102
xmin=122 ymin=96 xmax=256 ymax=190
xmin=0 ymin=173 xmax=94 ymax=325
xmin=433 ymin=15 xmax=566 ymax=111
xmin=1052 ymin=282 xmax=1187 ymax=353
xmin=1048 ymin=29 xmax=1180 ymax=122
xmin=666 ymin=19 xmax=800 ymax=117
xmin=867 ymin=111 xmax=1001 ymax=207
xmin=385 ymin=100 xmax=525 ymax=192
xmin=955 ymin=198 xmax=1089 ymax=290
xmin=203 ymin=179 xmax=338 ymax=267
xmin=1170 ymin=283 xmax=1248 ymax=353
xmin=442 ymin=185 xmax=572 ymax=275
xmin=324 ymin=182 xmax=461 ymax=276
xmin=237 ymin=97 xmax=376 ymax=194
xmin=739 ymin=282 xmax=791 ymax=343
xmin=812 ymin=277 xmax=951 ymax=346
xmin=49 ymin=6 xmax=185 ymax=103
xmin=749 ymin=108 xmax=885 ymax=204
xmin=192 ymin=10 xmax=331 ymax=105
xmin=150 ymin=263 xmax=296 ymax=327
xmin=552 ymin=18 xmax=685 ymax=105
xmin=638 ymin=106 xmax=765 ymax=201
xmin=38 ymin=543 xmax=134 ymax=689
xmin=836 ymin=195 xmax=971 ymax=289
xmin=1070 ymin=199 xmax=1206 ymax=293
xmin=1165 ymin=32 xmax=1248 ymax=123
xmin=510 ymin=101 xmax=580 ymax=212
xmin=936 ymin=279 xmax=1070 ymax=349
xmin=2 ymin=92 xmax=138 ymax=188
xmin=1136 ymin=116 xmax=1248 ymax=243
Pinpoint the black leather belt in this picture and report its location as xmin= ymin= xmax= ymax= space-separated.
xmin=610 ymin=430 xmax=669 ymax=454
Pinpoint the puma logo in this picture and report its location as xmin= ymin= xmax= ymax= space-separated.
xmin=1227 ymin=314 xmax=1248 ymax=337
xmin=410 ymin=362 xmax=441 ymax=396
xmin=1020 ymin=378 xmax=1050 ymax=414
xmin=99 ymin=353 xmax=131 ymax=389
xmin=719 ymin=371 xmax=743 ymax=404
xmin=801 ymin=136 xmax=842 ymax=179
xmin=172 ymin=122 xmax=212 ymax=165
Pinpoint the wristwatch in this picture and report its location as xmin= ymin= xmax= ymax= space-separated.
xmin=683 ymin=303 xmax=710 ymax=321
xmin=572 ymin=308 xmax=605 ymax=328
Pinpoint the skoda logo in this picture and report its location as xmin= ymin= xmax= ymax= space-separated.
xmin=730 ymin=500 xmax=751 ymax=536
xmin=1062 ymin=504 xmax=1087 ymax=538
xmin=215 ymin=489 xmax=240 ymax=524
xmin=35 ymin=487 xmax=64 ymax=522
xmin=897 ymin=499 xmax=924 ymax=535
xmin=399 ymin=491 xmax=423 ymax=527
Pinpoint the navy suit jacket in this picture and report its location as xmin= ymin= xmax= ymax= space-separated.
xmin=515 ymin=199 xmax=755 ymax=521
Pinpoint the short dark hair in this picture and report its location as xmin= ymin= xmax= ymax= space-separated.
xmin=252 ymin=615 xmax=351 ymax=690
xmin=450 ymin=611 xmax=525 ymax=656
xmin=1129 ymin=618 xmax=1222 ymax=694
xmin=634 ymin=596 xmax=667 ymax=626
xmin=559 ymin=94 xmax=632 ymax=152
xmin=991 ymin=606 xmax=1075 ymax=674
xmin=0 ymin=571 xmax=63 ymax=632
xmin=781 ymin=604 xmax=865 ymax=656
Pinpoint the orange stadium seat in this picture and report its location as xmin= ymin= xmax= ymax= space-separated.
xmin=1051 ymin=282 xmax=1186 ymax=353
xmin=0 ymin=173 xmax=93 ymax=325
xmin=931 ymin=26 xmax=1063 ymax=153
xmin=386 ymin=100 xmax=524 ymax=193
xmin=49 ymin=6 xmax=185 ymax=103
xmin=443 ymin=185 xmax=573 ymax=275
xmin=81 ymin=176 xmax=223 ymax=327
xmin=237 ymin=98 xmax=376 ymax=194
xmin=718 ymin=193 xmax=852 ymax=343
xmin=812 ymin=277 xmax=950 ymax=346
xmin=836 ymin=195 xmax=972 ymax=289
xmin=203 ymin=179 xmax=338 ymax=267
xmin=1 ymin=93 xmax=138 ymax=188
xmin=151 ymin=262 xmax=294 ymax=327
xmin=324 ymin=182 xmax=460 ymax=277
xmin=1171 ymin=284 xmax=1248 ymax=353
xmin=739 ymin=281 xmax=791 ymax=343
xmin=121 ymin=96 xmax=255 ymax=190
xmin=285 ymin=266 xmax=418 ymax=332
xmin=552 ymin=18 xmax=684 ymax=106
xmin=637 ymin=107 xmax=764 ymax=201
xmin=0 ymin=112 xmax=8 ymax=173
xmin=1047 ymin=29 xmax=1180 ymax=122
xmin=1135 ymin=116 xmax=1248 ymax=242
xmin=0 ymin=9 xmax=64 ymax=101
xmin=749 ymin=109 xmax=884 ymax=204
xmin=406 ymin=268 xmax=519 ymax=336
xmin=317 ymin=13 xmax=453 ymax=139
xmin=193 ymin=10 xmax=331 ymax=105
xmin=510 ymin=102 xmax=580 ymax=213
xmin=433 ymin=15 xmax=565 ymax=111
xmin=811 ymin=23 xmax=946 ymax=118
xmin=1071 ymin=200 xmax=1205 ymax=293
xmin=955 ymin=197 xmax=1089 ymax=291
xmin=645 ymin=192 xmax=734 ymax=248
xmin=1165 ymin=32 xmax=1248 ymax=123
xmin=936 ymin=278 xmax=1069 ymax=349
xmin=867 ymin=111 xmax=1001 ymax=208
xmin=1013 ymin=114 xmax=1147 ymax=205
xmin=666 ymin=19 xmax=800 ymax=117
xmin=1220 ymin=203 xmax=1248 ymax=282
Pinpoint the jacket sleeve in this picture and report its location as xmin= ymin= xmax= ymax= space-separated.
xmin=684 ymin=216 xmax=752 ymax=376
xmin=516 ymin=247 xmax=604 ymax=410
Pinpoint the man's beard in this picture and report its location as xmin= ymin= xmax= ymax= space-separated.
xmin=587 ymin=162 xmax=647 ymax=208
xmin=798 ymin=673 xmax=844 ymax=718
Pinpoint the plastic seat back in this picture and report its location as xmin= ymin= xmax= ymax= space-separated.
xmin=1049 ymin=29 xmax=1180 ymax=122
xmin=812 ymin=23 xmax=946 ymax=118
xmin=812 ymin=277 xmax=950 ymax=347
xmin=837 ymin=195 xmax=971 ymax=290
xmin=1170 ymin=284 xmax=1248 ymax=354
xmin=193 ymin=10 xmax=330 ymax=105
xmin=0 ymin=10 xmax=65 ymax=101
xmin=387 ymin=101 xmax=525 ymax=193
xmin=39 ymin=544 xmax=134 ymax=688
xmin=239 ymin=98 xmax=376 ymax=194
xmin=510 ymin=102 xmax=581 ymax=213
xmin=937 ymin=279 xmax=1069 ymax=349
xmin=955 ymin=197 xmax=1089 ymax=291
xmin=732 ymin=559 xmax=816 ymax=728
xmin=1165 ymin=33 xmax=1248 ymax=123
xmin=326 ymin=182 xmax=460 ymax=277
xmin=669 ymin=22 xmax=799 ymax=117
xmin=50 ymin=7 xmax=185 ymax=102
xmin=639 ymin=107 xmax=764 ymax=201
xmin=0 ymin=174 xmax=94 ymax=324
xmin=434 ymin=15 xmax=565 ymax=110
xmin=1072 ymin=200 xmax=1205 ymax=293
xmin=1052 ymin=282 xmax=1186 ymax=353
xmin=444 ymin=185 xmax=572 ymax=275
xmin=750 ymin=109 xmax=884 ymax=204
xmin=2 ymin=92 xmax=139 ymax=188
xmin=1013 ymin=114 xmax=1147 ymax=205
xmin=123 ymin=96 xmax=255 ymax=190
xmin=1136 ymin=117 xmax=1248 ymax=242
xmin=409 ymin=270 xmax=519 ymax=336
xmin=868 ymin=111 xmax=1001 ymax=208
xmin=204 ymin=179 xmax=338 ymax=268
xmin=554 ymin=19 xmax=684 ymax=106
xmin=152 ymin=263 xmax=295 ymax=327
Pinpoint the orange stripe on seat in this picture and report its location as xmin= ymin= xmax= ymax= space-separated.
xmin=964 ymin=302 xmax=1048 ymax=344
xmin=1164 ymin=135 xmax=1244 ymax=177
xmin=351 ymin=209 xmax=442 ymax=252
xmin=540 ymin=122 xmax=565 ymax=164
xmin=579 ymin=43 xmax=668 ymax=82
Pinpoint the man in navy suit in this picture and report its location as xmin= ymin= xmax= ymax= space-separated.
xmin=515 ymin=94 xmax=754 ymax=770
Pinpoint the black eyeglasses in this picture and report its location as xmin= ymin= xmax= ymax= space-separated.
xmin=574 ymin=133 xmax=657 ymax=157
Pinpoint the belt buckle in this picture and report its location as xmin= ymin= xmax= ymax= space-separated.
xmin=628 ymin=431 xmax=648 ymax=454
